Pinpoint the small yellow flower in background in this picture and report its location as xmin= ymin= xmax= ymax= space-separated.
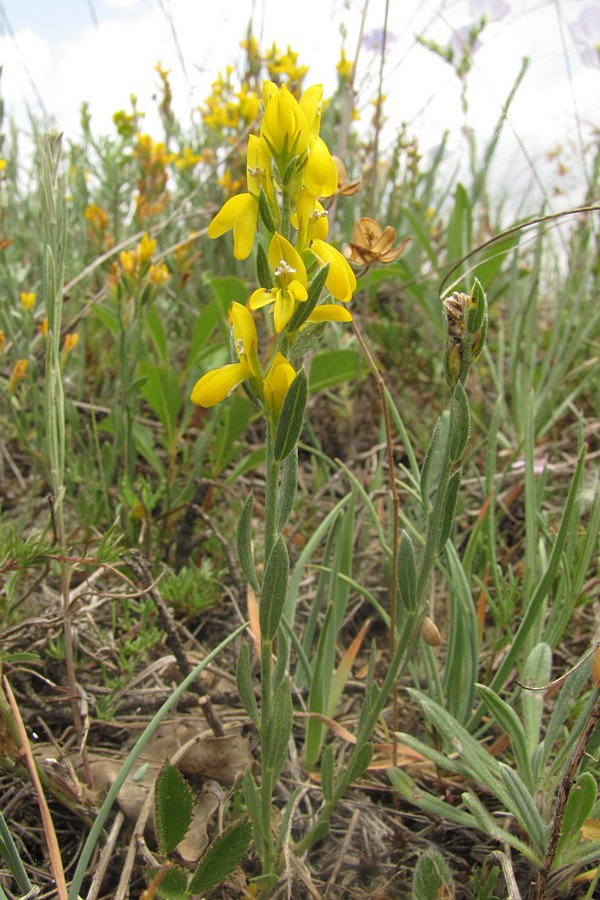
xmin=208 ymin=192 xmax=258 ymax=260
xmin=216 ymin=167 xmax=244 ymax=197
xmin=336 ymin=49 xmax=354 ymax=82
xmin=264 ymin=352 xmax=296 ymax=416
xmin=149 ymin=263 xmax=170 ymax=286
xmin=191 ymin=302 xmax=260 ymax=408
xmin=175 ymin=146 xmax=203 ymax=170
xmin=344 ymin=217 xmax=410 ymax=266
xmin=20 ymin=291 xmax=36 ymax=311
xmin=8 ymin=359 xmax=28 ymax=394
xmin=0 ymin=330 xmax=4 ymax=352
xmin=137 ymin=233 xmax=156 ymax=267
xmin=84 ymin=203 xmax=109 ymax=232
xmin=38 ymin=317 xmax=48 ymax=338
xmin=61 ymin=333 xmax=79 ymax=365
xmin=119 ymin=249 xmax=137 ymax=278
xmin=0 ymin=159 xmax=6 ymax=172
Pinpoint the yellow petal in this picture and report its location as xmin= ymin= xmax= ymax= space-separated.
xmin=304 ymin=135 xmax=338 ymax=198
xmin=207 ymin=193 xmax=258 ymax=260
xmin=306 ymin=304 xmax=353 ymax=324
xmin=231 ymin=302 xmax=259 ymax=375
xmin=190 ymin=362 xmax=248 ymax=407
xmin=273 ymin=292 xmax=296 ymax=333
xmin=264 ymin=352 xmax=296 ymax=415
xmin=310 ymin=239 xmax=356 ymax=303
xmin=268 ymin=232 xmax=307 ymax=287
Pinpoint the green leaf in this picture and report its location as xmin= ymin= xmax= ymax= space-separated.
xmin=563 ymin=771 xmax=597 ymax=836
xmin=139 ymin=363 xmax=182 ymax=445
xmin=154 ymin=763 xmax=194 ymax=856
xmin=243 ymin=770 xmax=263 ymax=855
xmin=466 ymin=278 xmax=487 ymax=334
xmin=346 ymin=742 xmax=373 ymax=783
xmin=188 ymin=817 xmax=252 ymax=893
xmin=144 ymin=304 xmax=168 ymax=363
xmin=308 ymin=348 xmax=362 ymax=393
xmin=498 ymin=763 xmax=546 ymax=854
xmin=396 ymin=530 xmax=417 ymax=612
xmin=420 ymin=416 xmax=443 ymax=509
xmin=267 ymin=677 xmax=293 ymax=780
xmin=236 ymin=640 xmax=259 ymax=727
xmin=274 ymin=368 xmax=307 ymax=462
xmin=256 ymin=241 xmax=273 ymax=290
xmin=288 ymin=262 xmax=329 ymax=331
xmin=258 ymin=188 xmax=276 ymax=235
xmin=521 ymin=643 xmax=552 ymax=760
xmin=259 ymin=537 xmax=289 ymax=641
xmin=320 ymin=744 xmax=335 ymax=802
xmin=236 ymin=492 xmax=259 ymax=593
xmin=412 ymin=848 xmax=454 ymax=900
xmin=448 ymin=381 xmax=471 ymax=464
xmin=276 ymin=447 xmax=298 ymax=532
xmin=436 ymin=468 xmax=462 ymax=553
xmin=149 ymin=864 xmax=189 ymax=899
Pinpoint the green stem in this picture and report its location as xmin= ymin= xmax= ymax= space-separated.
xmin=416 ymin=425 xmax=454 ymax=605
xmin=259 ymin=637 xmax=275 ymax=875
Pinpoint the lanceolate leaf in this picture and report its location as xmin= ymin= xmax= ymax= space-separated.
xmin=188 ymin=817 xmax=252 ymax=893
xmin=154 ymin=763 xmax=194 ymax=856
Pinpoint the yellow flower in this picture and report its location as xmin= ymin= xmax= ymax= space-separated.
xmin=149 ymin=263 xmax=170 ymax=285
xmin=0 ymin=159 xmax=6 ymax=172
xmin=61 ymin=333 xmax=79 ymax=365
xmin=20 ymin=291 xmax=36 ymax=311
xmin=309 ymin=239 xmax=356 ymax=303
xmin=8 ymin=359 xmax=28 ymax=394
xmin=303 ymin=135 xmax=338 ymax=198
xmin=249 ymin=233 xmax=308 ymax=333
xmin=0 ymin=329 xmax=4 ymax=352
xmin=39 ymin=317 xmax=48 ymax=338
xmin=263 ymin=352 xmax=296 ymax=416
xmin=84 ymin=203 xmax=109 ymax=231
xmin=119 ymin=249 xmax=137 ymax=277
xmin=261 ymin=82 xmax=310 ymax=159
xmin=190 ymin=302 xmax=260 ymax=407
xmin=175 ymin=146 xmax=203 ymax=170
xmin=137 ymin=233 xmax=156 ymax=267
xmin=336 ymin=49 xmax=354 ymax=82
xmin=207 ymin=193 xmax=258 ymax=260
xmin=304 ymin=304 xmax=352 ymax=325
xmin=247 ymin=134 xmax=275 ymax=204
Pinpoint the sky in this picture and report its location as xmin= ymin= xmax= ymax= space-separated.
xmin=0 ymin=0 xmax=598 ymax=213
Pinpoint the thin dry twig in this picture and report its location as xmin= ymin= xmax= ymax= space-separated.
xmin=3 ymin=677 xmax=68 ymax=900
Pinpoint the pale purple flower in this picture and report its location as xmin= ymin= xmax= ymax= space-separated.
xmin=569 ymin=7 xmax=600 ymax=69
xmin=449 ymin=24 xmax=482 ymax=58
xmin=469 ymin=0 xmax=511 ymax=23
xmin=362 ymin=29 xmax=396 ymax=54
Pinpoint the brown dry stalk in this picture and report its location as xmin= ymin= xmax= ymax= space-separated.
xmin=3 ymin=676 xmax=68 ymax=899
xmin=529 ymin=690 xmax=600 ymax=899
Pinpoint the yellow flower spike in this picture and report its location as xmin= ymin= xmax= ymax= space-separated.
xmin=20 ymin=291 xmax=36 ymax=311
xmin=119 ymin=249 xmax=137 ymax=277
xmin=304 ymin=135 xmax=338 ymax=198
xmin=264 ymin=352 xmax=296 ymax=417
xmin=260 ymin=82 xmax=310 ymax=158
xmin=190 ymin=302 xmax=260 ymax=407
xmin=207 ymin=193 xmax=258 ymax=260
xmin=309 ymin=239 xmax=357 ymax=303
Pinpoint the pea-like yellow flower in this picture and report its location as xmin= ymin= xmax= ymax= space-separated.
xmin=261 ymin=82 xmax=310 ymax=159
xmin=20 ymin=291 xmax=36 ymax=311
xmin=207 ymin=192 xmax=258 ymax=260
xmin=190 ymin=302 xmax=260 ymax=407
xmin=309 ymin=239 xmax=356 ymax=303
xmin=263 ymin=352 xmax=296 ymax=416
xmin=303 ymin=135 xmax=338 ymax=198
xmin=249 ymin=233 xmax=308 ymax=333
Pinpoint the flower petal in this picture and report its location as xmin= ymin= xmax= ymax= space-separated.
xmin=306 ymin=304 xmax=353 ymax=324
xmin=190 ymin=362 xmax=248 ymax=407
xmin=310 ymin=239 xmax=357 ymax=303
xmin=207 ymin=193 xmax=258 ymax=260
